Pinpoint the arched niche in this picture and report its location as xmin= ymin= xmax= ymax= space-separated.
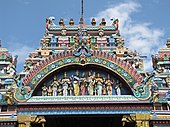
xmin=33 ymin=64 xmax=133 ymax=96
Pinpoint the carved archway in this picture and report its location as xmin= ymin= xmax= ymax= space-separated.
xmin=13 ymin=50 xmax=153 ymax=102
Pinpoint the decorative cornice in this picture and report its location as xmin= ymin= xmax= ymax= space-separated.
xmin=25 ymin=95 xmax=143 ymax=104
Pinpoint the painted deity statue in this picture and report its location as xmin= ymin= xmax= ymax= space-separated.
xmin=68 ymin=83 xmax=74 ymax=96
xmin=105 ymin=74 xmax=114 ymax=95
xmin=102 ymin=84 xmax=107 ymax=95
xmin=42 ymin=83 xmax=48 ymax=96
xmin=51 ymin=76 xmax=59 ymax=96
xmin=71 ymin=71 xmax=80 ymax=96
xmin=115 ymin=80 xmax=121 ymax=95
xmin=61 ymin=72 xmax=71 ymax=96
xmin=47 ymin=85 xmax=53 ymax=96
xmin=86 ymin=34 xmax=91 ymax=48
xmin=74 ymin=34 xmax=79 ymax=48
xmin=80 ymin=72 xmax=86 ymax=95
xmin=57 ymin=82 xmax=63 ymax=96
xmin=95 ymin=73 xmax=104 ymax=96
xmin=86 ymin=72 xmax=95 ymax=95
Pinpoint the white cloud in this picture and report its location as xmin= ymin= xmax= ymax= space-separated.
xmin=93 ymin=1 xmax=164 ymax=71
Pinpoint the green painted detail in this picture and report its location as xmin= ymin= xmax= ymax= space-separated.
xmin=66 ymin=27 xmax=79 ymax=31
xmin=90 ymin=36 xmax=96 ymax=45
xmin=86 ymin=27 xmax=98 ymax=31
xmin=70 ymin=36 xmax=75 ymax=46
xmin=103 ymin=26 xmax=116 ymax=30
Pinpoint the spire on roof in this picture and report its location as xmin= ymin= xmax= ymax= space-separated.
xmin=79 ymin=0 xmax=84 ymax=24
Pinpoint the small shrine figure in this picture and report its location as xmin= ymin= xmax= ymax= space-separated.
xmin=42 ymin=83 xmax=48 ymax=96
xmin=86 ymin=34 xmax=91 ymax=48
xmin=86 ymin=72 xmax=95 ymax=95
xmin=68 ymin=83 xmax=74 ymax=96
xmin=75 ymin=34 xmax=79 ymax=48
xmin=115 ymin=80 xmax=121 ymax=95
xmin=47 ymin=85 xmax=53 ymax=96
xmin=6 ymin=63 xmax=16 ymax=76
xmin=95 ymin=73 xmax=104 ymax=96
xmin=5 ymin=91 xmax=13 ymax=105
xmin=151 ymin=83 xmax=159 ymax=103
xmin=102 ymin=84 xmax=107 ymax=95
xmin=80 ymin=72 xmax=86 ymax=95
xmin=105 ymin=74 xmax=114 ymax=95
xmin=57 ymin=84 xmax=63 ymax=96
xmin=113 ymin=19 xmax=119 ymax=30
xmin=61 ymin=72 xmax=71 ymax=96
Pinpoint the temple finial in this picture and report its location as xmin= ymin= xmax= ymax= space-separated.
xmin=80 ymin=0 xmax=84 ymax=24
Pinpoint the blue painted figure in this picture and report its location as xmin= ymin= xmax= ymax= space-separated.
xmin=109 ymin=35 xmax=115 ymax=46
xmin=50 ymin=35 xmax=57 ymax=47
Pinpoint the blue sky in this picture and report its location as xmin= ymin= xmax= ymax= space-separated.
xmin=0 ymin=0 xmax=170 ymax=72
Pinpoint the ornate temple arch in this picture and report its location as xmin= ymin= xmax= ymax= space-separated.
xmin=13 ymin=50 xmax=153 ymax=102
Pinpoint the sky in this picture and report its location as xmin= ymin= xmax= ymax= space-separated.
xmin=0 ymin=0 xmax=170 ymax=73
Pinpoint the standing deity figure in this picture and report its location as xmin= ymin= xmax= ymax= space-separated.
xmin=51 ymin=76 xmax=59 ymax=96
xmin=61 ymin=72 xmax=70 ymax=96
xmin=80 ymin=72 xmax=87 ymax=95
xmin=86 ymin=72 xmax=95 ymax=95
xmin=71 ymin=71 xmax=80 ymax=96
xmin=42 ymin=83 xmax=48 ymax=96
xmin=105 ymin=74 xmax=114 ymax=95
xmin=115 ymin=80 xmax=121 ymax=95
xmin=95 ymin=73 xmax=104 ymax=96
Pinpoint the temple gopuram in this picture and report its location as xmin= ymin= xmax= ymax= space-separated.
xmin=0 ymin=2 xmax=170 ymax=126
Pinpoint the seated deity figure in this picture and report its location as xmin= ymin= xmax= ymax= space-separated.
xmin=95 ymin=73 xmax=104 ymax=96
xmin=115 ymin=80 xmax=122 ymax=95
xmin=42 ymin=83 xmax=48 ymax=96
xmin=86 ymin=72 xmax=95 ymax=95
xmin=105 ymin=74 xmax=114 ymax=95
xmin=61 ymin=72 xmax=71 ymax=96
xmin=70 ymin=71 xmax=80 ymax=96
xmin=80 ymin=72 xmax=87 ymax=95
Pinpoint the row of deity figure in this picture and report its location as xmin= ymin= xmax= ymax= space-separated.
xmin=41 ymin=71 xmax=122 ymax=96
